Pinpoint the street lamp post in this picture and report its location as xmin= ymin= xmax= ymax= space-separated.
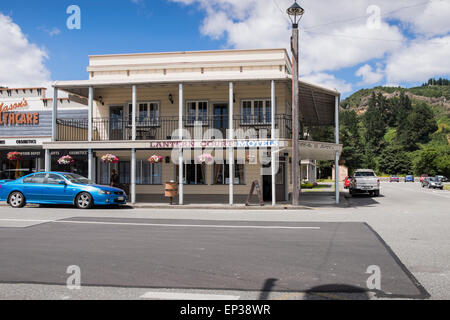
xmin=287 ymin=1 xmax=304 ymax=206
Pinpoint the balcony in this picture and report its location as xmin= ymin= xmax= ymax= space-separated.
xmin=56 ymin=115 xmax=292 ymax=142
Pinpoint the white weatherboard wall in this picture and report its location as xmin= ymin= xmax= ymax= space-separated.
xmin=87 ymin=49 xmax=291 ymax=82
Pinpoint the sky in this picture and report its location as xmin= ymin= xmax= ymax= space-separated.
xmin=0 ymin=0 xmax=449 ymax=98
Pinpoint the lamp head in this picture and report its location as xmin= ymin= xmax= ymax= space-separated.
xmin=287 ymin=1 xmax=305 ymax=25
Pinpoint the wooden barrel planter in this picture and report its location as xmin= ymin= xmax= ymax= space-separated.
xmin=165 ymin=182 xmax=178 ymax=205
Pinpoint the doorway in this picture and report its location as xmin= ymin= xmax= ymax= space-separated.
xmin=262 ymin=159 xmax=286 ymax=202
xmin=213 ymin=103 xmax=228 ymax=139
xmin=109 ymin=106 xmax=125 ymax=140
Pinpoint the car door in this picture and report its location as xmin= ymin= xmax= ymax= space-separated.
xmin=22 ymin=173 xmax=47 ymax=202
xmin=43 ymin=174 xmax=74 ymax=203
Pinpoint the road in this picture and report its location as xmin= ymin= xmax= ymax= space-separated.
xmin=0 ymin=182 xmax=449 ymax=300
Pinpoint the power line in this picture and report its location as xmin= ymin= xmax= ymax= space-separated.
xmin=302 ymin=0 xmax=434 ymax=31
xmin=301 ymin=30 xmax=450 ymax=45
xmin=271 ymin=0 xmax=291 ymax=24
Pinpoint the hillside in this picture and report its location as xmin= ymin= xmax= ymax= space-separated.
xmin=322 ymin=79 xmax=450 ymax=177
xmin=341 ymin=85 xmax=450 ymax=117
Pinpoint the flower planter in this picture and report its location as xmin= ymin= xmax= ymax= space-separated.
xmin=148 ymin=155 xmax=163 ymax=164
xmin=101 ymin=154 xmax=119 ymax=164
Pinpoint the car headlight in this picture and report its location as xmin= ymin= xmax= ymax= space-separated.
xmin=98 ymin=190 xmax=112 ymax=195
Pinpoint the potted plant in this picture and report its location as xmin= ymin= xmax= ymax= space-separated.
xmin=57 ymin=155 xmax=74 ymax=165
xmin=101 ymin=154 xmax=119 ymax=164
xmin=7 ymin=151 xmax=23 ymax=178
xmin=148 ymin=155 xmax=163 ymax=164
xmin=197 ymin=153 xmax=214 ymax=165
xmin=7 ymin=151 xmax=22 ymax=161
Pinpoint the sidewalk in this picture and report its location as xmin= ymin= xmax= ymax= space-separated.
xmin=132 ymin=192 xmax=348 ymax=210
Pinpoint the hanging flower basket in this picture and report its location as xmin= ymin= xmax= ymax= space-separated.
xmin=58 ymin=155 xmax=74 ymax=165
xmin=101 ymin=154 xmax=119 ymax=164
xmin=197 ymin=153 xmax=214 ymax=165
xmin=7 ymin=151 xmax=22 ymax=161
xmin=148 ymin=155 xmax=163 ymax=164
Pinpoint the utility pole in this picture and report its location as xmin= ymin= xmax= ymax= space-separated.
xmin=287 ymin=1 xmax=304 ymax=206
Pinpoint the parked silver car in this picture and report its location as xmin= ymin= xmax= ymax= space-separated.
xmin=421 ymin=177 xmax=444 ymax=190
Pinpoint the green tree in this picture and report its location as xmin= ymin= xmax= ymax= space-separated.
xmin=413 ymin=145 xmax=450 ymax=177
xmin=363 ymin=92 xmax=386 ymax=155
xmin=397 ymin=103 xmax=438 ymax=151
xmin=377 ymin=144 xmax=412 ymax=175
xmin=339 ymin=110 xmax=364 ymax=173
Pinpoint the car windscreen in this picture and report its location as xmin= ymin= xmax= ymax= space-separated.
xmin=355 ymin=172 xmax=375 ymax=177
xmin=62 ymin=173 xmax=93 ymax=185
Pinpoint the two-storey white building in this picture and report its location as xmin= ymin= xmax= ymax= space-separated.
xmin=43 ymin=48 xmax=342 ymax=205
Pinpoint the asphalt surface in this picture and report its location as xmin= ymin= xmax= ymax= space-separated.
xmin=0 ymin=182 xmax=448 ymax=300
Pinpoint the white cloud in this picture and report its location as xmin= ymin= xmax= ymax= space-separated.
xmin=0 ymin=13 xmax=52 ymax=89
xmin=170 ymin=0 xmax=450 ymax=88
xmin=38 ymin=26 xmax=61 ymax=37
xmin=355 ymin=64 xmax=384 ymax=85
xmin=386 ymin=0 xmax=450 ymax=37
xmin=385 ymin=35 xmax=450 ymax=83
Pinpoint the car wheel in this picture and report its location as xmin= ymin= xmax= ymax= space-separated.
xmin=9 ymin=191 xmax=26 ymax=208
xmin=374 ymin=191 xmax=380 ymax=197
xmin=76 ymin=192 xmax=93 ymax=209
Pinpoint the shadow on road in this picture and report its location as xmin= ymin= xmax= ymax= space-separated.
xmin=32 ymin=204 xmax=134 ymax=210
xmin=304 ymin=284 xmax=370 ymax=300
xmin=258 ymin=278 xmax=278 ymax=300
xmin=257 ymin=279 xmax=371 ymax=300
xmin=344 ymin=193 xmax=383 ymax=208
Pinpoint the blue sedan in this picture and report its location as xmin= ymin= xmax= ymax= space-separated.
xmin=0 ymin=172 xmax=127 ymax=209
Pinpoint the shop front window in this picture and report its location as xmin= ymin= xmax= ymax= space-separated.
xmin=213 ymin=162 xmax=245 ymax=185
xmin=99 ymin=160 xmax=162 ymax=185
xmin=176 ymin=162 xmax=206 ymax=185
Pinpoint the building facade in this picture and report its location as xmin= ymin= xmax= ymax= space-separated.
xmin=43 ymin=48 xmax=342 ymax=205
xmin=0 ymin=87 xmax=88 ymax=179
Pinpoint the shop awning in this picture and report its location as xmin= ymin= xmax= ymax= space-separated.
xmin=298 ymin=140 xmax=342 ymax=161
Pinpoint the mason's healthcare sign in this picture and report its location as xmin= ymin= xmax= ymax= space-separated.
xmin=0 ymin=98 xmax=39 ymax=126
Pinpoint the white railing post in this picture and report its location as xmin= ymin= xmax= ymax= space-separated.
xmin=52 ymin=88 xmax=58 ymax=141
xmin=131 ymin=148 xmax=136 ymax=204
xmin=179 ymin=83 xmax=184 ymax=205
xmin=132 ymin=85 xmax=137 ymax=141
xmin=45 ymin=149 xmax=51 ymax=172
xmin=88 ymin=87 xmax=94 ymax=142
xmin=88 ymin=149 xmax=93 ymax=181
xmin=271 ymin=80 xmax=276 ymax=206
xmin=335 ymin=95 xmax=340 ymax=204
xmin=229 ymin=82 xmax=234 ymax=205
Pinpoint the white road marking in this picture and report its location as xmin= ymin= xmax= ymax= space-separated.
xmin=140 ymin=291 xmax=240 ymax=300
xmin=0 ymin=219 xmax=320 ymax=230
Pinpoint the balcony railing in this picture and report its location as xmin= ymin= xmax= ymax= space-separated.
xmin=57 ymin=115 xmax=292 ymax=142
